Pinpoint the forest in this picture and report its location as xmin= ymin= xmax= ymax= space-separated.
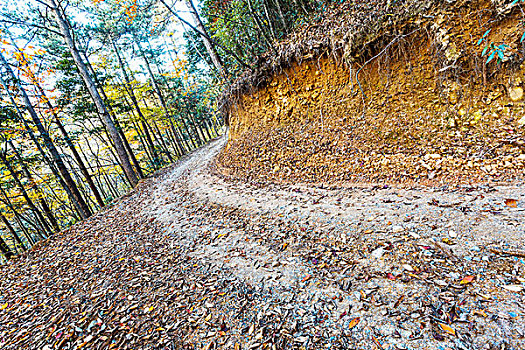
xmin=0 ymin=0 xmax=322 ymax=260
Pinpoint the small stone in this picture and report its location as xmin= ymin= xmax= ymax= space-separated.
xmin=403 ymin=264 xmax=414 ymax=272
xmin=295 ymin=336 xmax=309 ymax=343
xmin=409 ymin=232 xmax=421 ymax=239
xmin=449 ymin=230 xmax=457 ymax=238
xmin=392 ymin=225 xmax=404 ymax=233
xmin=371 ymin=247 xmax=384 ymax=259
xmin=509 ymin=86 xmax=524 ymax=102
xmin=502 ymin=285 xmax=524 ymax=292
xmin=449 ymin=272 xmax=460 ymax=279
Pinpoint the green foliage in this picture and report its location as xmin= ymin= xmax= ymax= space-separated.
xmin=477 ymin=33 xmax=509 ymax=65
xmin=190 ymin=0 xmax=322 ymax=79
xmin=476 ymin=0 xmax=525 ymax=64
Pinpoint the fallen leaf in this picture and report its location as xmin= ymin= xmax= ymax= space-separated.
xmin=348 ymin=317 xmax=360 ymax=329
xmin=473 ymin=309 xmax=488 ymax=317
xmin=441 ymin=237 xmax=455 ymax=245
xmin=0 ymin=303 xmax=7 ymax=310
xmin=372 ymin=335 xmax=382 ymax=347
xmin=439 ymin=323 xmax=456 ymax=335
xmin=144 ymin=306 xmax=154 ymax=313
xmin=460 ymin=275 xmax=475 ymax=284
xmin=301 ymin=274 xmax=311 ymax=282
xmin=394 ymin=295 xmax=405 ymax=308
xmin=504 ymin=198 xmax=518 ymax=208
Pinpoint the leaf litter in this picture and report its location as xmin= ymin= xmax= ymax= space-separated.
xmin=0 ymin=136 xmax=524 ymax=349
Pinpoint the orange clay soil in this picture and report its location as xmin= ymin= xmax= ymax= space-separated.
xmin=217 ymin=2 xmax=525 ymax=187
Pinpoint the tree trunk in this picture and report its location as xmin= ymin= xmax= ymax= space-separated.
xmin=32 ymin=82 xmax=105 ymax=208
xmin=246 ymin=0 xmax=276 ymax=54
xmin=176 ymin=122 xmax=192 ymax=152
xmin=83 ymin=51 xmax=145 ymax=179
xmin=111 ymin=38 xmax=160 ymax=167
xmin=54 ymin=115 xmax=105 ymax=208
xmin=262 ymin=0 xmax=277 ymax=39
xmin=160 ymin=0 xmax=251 ymax=71
xmin=186 ymin=112 xmax=204 ymax=146
xmin=0 ymin=151 xmax=50 ymax=239
xmin=8 ymin=140 xmax=60 ymax=232
xmin=49 ymin=0 xmax=138 ymax=187
xmin=273 ymin=0 xmax=288 ymax=33
xmin=183 ymin=0 xmax=226 ymax=77
xmin=151 ymin=120 xmax=174 ymax=162
xmin=131 ymin=118 xmax=155 ymax=165
xmin=133 ymin=35 xmax=170 ymax=114
xmin=181 ymin=116 xmax=198 ymax=149
xmin=0 ymin=186 xmax=37 ymax=245
xmin=0 ymin=214 xmax=26 ymax=252
xmin=0 ymin=52 xmax=92 ymax=220
xmin=202 ymin=119 xmax=213 ymax=140
xmin=141 ymin=98 xmax=174 ymax=161
xmin=165 ymin=120 xmax=184 ymax=156
xmin=81 ymin=134 xmax=108 ymax=200
xmin=0 ymin=83 xmax=86 ymax=220
xmin=0 ymin=234 xmax=14 ymax=260
xmin=134 ymin=35 xmax=192 ymax=156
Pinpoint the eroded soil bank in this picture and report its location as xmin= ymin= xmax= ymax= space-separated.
xmin=218 ymin=0 xmax=525 ymax=187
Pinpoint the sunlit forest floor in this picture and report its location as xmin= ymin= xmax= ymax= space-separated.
xmin=0 ymin=134 xmax=524 ymax=349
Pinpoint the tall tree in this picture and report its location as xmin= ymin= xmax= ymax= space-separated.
xmin=183 ymin=0 xmax=226 ymax=77
xmin=110 ymin=36 xmax=160 ymax=168
xmin=7 ymin=140 xmax=60 ymax=232
xmin=48 ymin=0 xmax=139 ymax=187
xmin=0 ymin=51 xmax=93 ymax=220
xmin=0 ymin=149 xmax=50 ymax=238
xmin=0 ymin=234 xmax=14 ymax=260
xmin=0 ymin=213 xmax=26 ymax=252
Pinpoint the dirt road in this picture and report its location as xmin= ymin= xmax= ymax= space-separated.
xmin=1 ymin=134 xmax=524 ymax=350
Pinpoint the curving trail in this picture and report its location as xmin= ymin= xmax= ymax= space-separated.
xmin=1 ymin=134 xmax=524 ymax=350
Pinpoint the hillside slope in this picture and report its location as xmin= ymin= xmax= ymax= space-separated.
xmin=217 ymin=0 xmax=525 ymax=187
xmin=1 ymin=135 xmax=524 ymax=349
